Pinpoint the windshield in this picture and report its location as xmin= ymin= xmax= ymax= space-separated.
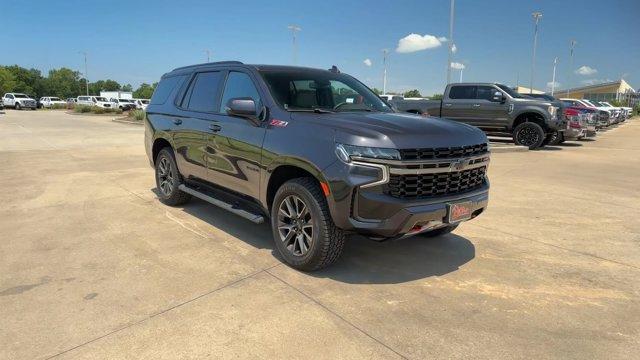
xmin=259 ymin=70 xmax=391 ymax=113
xmin=141 ymin=100 xmax=149 ymax=104
xmin=50 ymin=97 xmax=61 ymax=101
xmin=95 ymin=97 xmax=108 ymax=102
xmin=496 ymin=84 xmax=524 ymax=98
xmin=14 ymin=94 xmax=28 ymax=98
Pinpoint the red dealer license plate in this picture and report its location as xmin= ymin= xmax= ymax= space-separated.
xmin=447 ymin=202 xmax=473 ymax=223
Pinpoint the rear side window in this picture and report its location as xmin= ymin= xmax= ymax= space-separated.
xmin=449 ymin=86 xmax=476 ymax=99
xmin=183 ymin=72 xmax=222 ymax=112
xmin=150 ymin=75 xmax=186 ymax=105
xmin=219 ymin=72 xmax=261 ymax=112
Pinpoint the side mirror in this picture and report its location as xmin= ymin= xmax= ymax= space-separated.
xmin=226 ymin=97 xmax=260 ymax=124
xmin=493 ymin=91 xmax=506 ymax=103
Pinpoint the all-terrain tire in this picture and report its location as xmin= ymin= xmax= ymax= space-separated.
xmin=547 ymin=130 xmax=564 ymax=145
xmin=513 ymin=122 xmax=546 ymax=149
xmin=15 ymin=102 xmax=21 ymax=110
xmin=271 ymin=177 xmax=346 ymax=271
xmin=420 ymin=224 xmax=459 ymax=238
xmin=154 ymin=147 xmax=191 ymax=206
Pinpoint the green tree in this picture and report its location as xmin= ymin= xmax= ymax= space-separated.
xmin=133 ymin=82 xmax=157 ymax=99
xmin=372 ymin=87 xmax=382 ymax=95
xmin=430 ymin=93 xmax=443 ymax=100
xmin=89 ymin=79 xmax=121 ymax=95
xmin=121 ymin=83 xmax=133 ymax=92
xmin=0 ymin=67 xmax=18 ymax=95
xmin=403 ymin=89 xmax=422 ymax=98
xmin=43 ymin=68 xmax=82 ymax=98
xmin=3 ymin=65 xmax=45 ymax=97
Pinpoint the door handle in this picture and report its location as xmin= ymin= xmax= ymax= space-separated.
xmin=473 ymin=104 xmax=481 ymax=107
xmin=172 ymin=118 xmax=182 ymax=125
xmin=444 ymin=103 xmax=452 ymax=107
xmin=209 ymin=124 xmax=222 ymax=132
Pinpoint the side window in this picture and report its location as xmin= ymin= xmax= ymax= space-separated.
xmin=449 ymin=86 xmax=476 ymax=99
xmin=151 ymin=75 xmax=186 ymax=105
xmin=476 ymin=86 xmax=496 ymax=101
xmin=219 ymin=71 xmax=261 ymax=112
xmin=183 ymin=72 xmax=222 ymax=112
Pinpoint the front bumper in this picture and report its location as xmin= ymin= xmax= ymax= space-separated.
xmin=323 ymin=155 xmax=490 ymax=239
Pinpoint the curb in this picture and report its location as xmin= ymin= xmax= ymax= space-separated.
xmin=112 ymin=118 xmax=143 ymax=126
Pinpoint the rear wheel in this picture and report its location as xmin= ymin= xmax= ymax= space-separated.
xmin=154 ymin=147 xmax=191 ymax=206
xmin=548 ymin=130 xmax=564 ymax=145
xmin=15 ymin=103 xmax=21 ymax=110
xmin=271 ymin=178 xmax=345 ymax=271
xmin=513 ymin=122 xmax=546 ymax=149
xmin=421 ymin=224 xmax=459 ymax=238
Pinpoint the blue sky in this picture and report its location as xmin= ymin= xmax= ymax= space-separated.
xmin=1 ymin=0 xmax=638 ymax=95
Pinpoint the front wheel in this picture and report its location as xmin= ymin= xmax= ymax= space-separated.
xmin=15 ymin=103 xmax=21 ymax=110
xmin=513 ymin=122 xmax=546 ymax=149
xmin=271 ymin=178 xmax=345 ymax=271
xmin=547 ymin=130 xmax=564 ymax=145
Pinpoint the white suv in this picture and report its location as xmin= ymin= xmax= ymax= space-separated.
xmin=39 ymin=96 xmax=67 ymax=108
xmin=3 ymin=93 xmax=37 ymax=110
xmin=76 ymin=96 xmax=113 ymax=108
xmin=132 ymin=99 xmax=149 ymax=110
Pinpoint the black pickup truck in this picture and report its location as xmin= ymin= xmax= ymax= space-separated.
xmin=145 ymin=62 xmax=491 ymax=271
xmin=390 ymin=83 xmax=565 ymax=149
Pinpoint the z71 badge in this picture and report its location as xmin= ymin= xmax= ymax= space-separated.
xmin=269 ymin=119 xmax=289 ymax=127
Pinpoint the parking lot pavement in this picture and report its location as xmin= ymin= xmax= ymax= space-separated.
xmin=0 ymin=110 xmax=638 ymax=359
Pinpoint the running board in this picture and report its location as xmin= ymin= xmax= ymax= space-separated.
xmin=178 ymin=184 xmax=265 ymax=224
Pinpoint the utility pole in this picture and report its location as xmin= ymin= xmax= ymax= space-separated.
xmin=530 ymin=12 xmax=543 ymax=94
xmin=287 ymin=25 xmax=301 ymax=65
xmin=204 ymin=49 xmax=211 ymax=62
xmin=551 ymin=57 xmax=558 ymax=95
xmin=446 ymin=0 xmax=455 ymax=85
xmin=79 ymin=51 xmax=88 ymax=95
xmin=382 ymin=49 xmax=388 ymax=94
xmin=459 ymin=67 xmax=464 ymax=82
xmin=567 ymin=40 xmax=576 ymax=97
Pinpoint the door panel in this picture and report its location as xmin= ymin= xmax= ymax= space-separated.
xmin=172 ymin=115 xmax=210 ymax=181
xmin=442 ymin=85 xmax=478 ymax=125
xmin=474 ymin=86 xmax=510 ymax=128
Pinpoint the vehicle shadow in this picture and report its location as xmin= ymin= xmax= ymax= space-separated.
xmin=558 ymin=142 xmax=583 ymax=147
xmin=166 ymin=192 xmax=475 ymax=284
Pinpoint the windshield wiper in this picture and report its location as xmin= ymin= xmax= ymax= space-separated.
xmin=287 ymin=107 xmax=334 ymax=113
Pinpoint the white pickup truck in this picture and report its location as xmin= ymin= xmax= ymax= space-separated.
xmin=76 ymin=96 xmax=113 ymax=108
xmin=39 ymin=96 xmax=67 ymax=108
xmin=3 ymin=93 xmax=37 ymax=110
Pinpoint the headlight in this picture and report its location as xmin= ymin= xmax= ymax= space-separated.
xmin=335 ymin=143 xmax=400 ymax=162
xmin=548 ymin=106 xmax=557 ymax=115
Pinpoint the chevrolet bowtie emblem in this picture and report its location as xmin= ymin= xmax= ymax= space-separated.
xmin=451 ymin=159 xmax=467 ymax=171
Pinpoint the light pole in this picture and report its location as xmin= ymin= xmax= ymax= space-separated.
xmin=551 ymin=57 xmax=558 ymax=95
xmin=446 ymin=0 xmax=455 ymax=85
xmin=79 ymin=51 xmax=88 ymax=95
xmin=529 ymin=11 xmax=542 ymax=94
xmin=567 ymin=40 xmax=576 ymax=97
xmin=204 ymin=49 xmax=211 ymax=63
xmin=382 ymin=49 xmax=388 ymax=94
xmin=459 ymin=67 xmax=464 ymax=82
xmin=287 ymin=25 xmax=301 ymax=65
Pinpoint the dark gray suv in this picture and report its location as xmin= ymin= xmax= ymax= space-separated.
xmin=145 ymin=61 xmax=491 ymax=270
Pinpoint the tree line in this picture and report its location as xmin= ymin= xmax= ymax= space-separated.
xmin=0 ymin=65 xmax=156 ymax=99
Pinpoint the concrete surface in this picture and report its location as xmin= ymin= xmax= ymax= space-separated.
xmin=0 ymin=110 xmax=638 ymax=359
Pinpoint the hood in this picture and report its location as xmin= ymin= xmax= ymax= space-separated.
xmin=290 ymin=111 xmax=487 ymax=149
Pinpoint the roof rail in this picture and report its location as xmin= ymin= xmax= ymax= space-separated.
xmin=171 ymin=61 xmax=244 ymax=72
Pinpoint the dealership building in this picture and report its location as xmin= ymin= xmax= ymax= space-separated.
xmin=557 ymin=79 xmax=638 ymax=106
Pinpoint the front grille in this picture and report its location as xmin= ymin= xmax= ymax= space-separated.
xmin=399 ymin=143 xmax=488 ymax=160
xmin=386 ymin=166 xmax=487 ymax=199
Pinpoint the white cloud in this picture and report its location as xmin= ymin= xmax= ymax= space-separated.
xmin=575 ymin=66 xmax=597 ymax=76
xmin=450 ymin=62 xmax=465 ymax=70
xmin=452 ymin=44 xmax=457 ymax=53
xmin=363 ymin=58 xmax=372 ymax=67
xmin=437 ymin=36 xmax=448 ymax=42
xmin=546 ymin=81 xmax=561 ymax=89
xmin=396 ymin=33 xmax=444 ymax=53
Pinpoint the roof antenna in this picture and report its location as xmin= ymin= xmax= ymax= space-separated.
xmin=329 ymin=65 xmax=340 ymax=73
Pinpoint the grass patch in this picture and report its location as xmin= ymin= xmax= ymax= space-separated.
xmin=128 ymin=109 xmax=146 ymax=121
xmin=72 ymin=105 xmax=123 ymax=115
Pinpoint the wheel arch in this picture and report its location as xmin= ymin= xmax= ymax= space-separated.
xmin=151 ymin=137 xmax=173 ymax=164
xmin=512 ymin=111 xmax=547 ymax=131
xmin=264 ymin=158 xmax=330 ymax=213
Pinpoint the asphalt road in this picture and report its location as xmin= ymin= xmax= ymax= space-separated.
xmin=1 ymin=110 xmax=638 ymax=359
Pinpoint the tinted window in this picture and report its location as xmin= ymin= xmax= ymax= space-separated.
xmin=150 ymin=75 xmax=187 ymax=105
xmin=183 ymin=72 xmax=222 ymax=112
xmin=476 ymin=86 xmax=496 ymax=101
xmin=220 ymin=72 xmax=261 ymax=112
xmin=449 ymin=86 xmax=476 ymax=99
